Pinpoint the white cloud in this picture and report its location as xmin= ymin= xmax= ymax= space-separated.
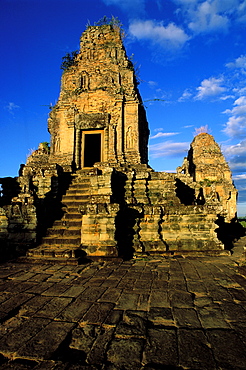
xmin=229 ymin=160 xmax=246 ymax=173
xmin=226 ymin=54 xmax=246 ymax=70
xmin=223 ymin=116 xmax=246 ymax=138
xmin=103 ymin=0 xmax=246 ymax=42
xmin=149 ymin=140 xmax=189 ymax=158
xmin=174 ymin=0 xmax=246 ymax=34
xmin=129 ymin=20 xmax=190 ymax=49
xmin=223 ymin=139 xmax=246 ymax=156
xmin=223 ymin=96 xmax=246 ymax=138
xmin=183 ymin=125 xmax=194 ymax=128
xmin=233 ymin=87 xmax=246 ymax=95
xmin=5 ymin=102 xmax=20 ymax=114
xmin=150 ymin=132 xmax=180 ymax=139
xmin=148 ymin=80 xmax=158 ymax=87
xmin=233 ymin=174 xmax=246 ymax=180
xmin=223 ymin=139 xmax=246 ymax=179
xmin=236 ymin=96 xmax=246 ymax=105
xmin=188 ymin=1 xmax=229 ymax=34
xmin=178 ymin=89 xmax=193 ymax=101
xmin=195 ymin=77 xmax=226 ymax=100
xmin=236 ymin=0 xmax=246 ymax=23
xmin=220 ymin=95 xmax=235 ymax=101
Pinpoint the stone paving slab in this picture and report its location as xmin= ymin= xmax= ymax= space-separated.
xmin=0 ymin=255 xmax=245 ymax=369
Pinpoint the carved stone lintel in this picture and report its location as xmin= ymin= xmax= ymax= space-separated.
xmin=75 ymin=112 xmax=109 ymax=129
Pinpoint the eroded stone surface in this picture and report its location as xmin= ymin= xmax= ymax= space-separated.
xmin=0 ymin=256 xmax=245 ymax=368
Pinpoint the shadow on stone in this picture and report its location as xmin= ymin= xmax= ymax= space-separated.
xmin=215 ymin=215 xmax=246 ymax=250
xmin=0 ymin=177 xmax=21 ymax=206
xmin=175 ymin=179 xmax=195 ymax=206
xmin=52 ymin=331 xmax=87 ymax=365
xmin=35 ymin=172 xmax=73 ymax=244
xmin=115 ymin=205 xmax=139 ymax=260
xmin=112 ymin=170 xmax=139 ymax=260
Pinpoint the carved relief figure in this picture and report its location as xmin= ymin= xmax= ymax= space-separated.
xmin=126 ymin=126 xmax=134 ymax=149
xmin=81 ymin=73 xmax=89 ymax=90
xmin=54 ymin=135 xmax=60 ymax=153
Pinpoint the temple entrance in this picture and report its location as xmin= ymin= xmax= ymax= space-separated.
xmin=82 ymin=130 xmax=103 ymax=168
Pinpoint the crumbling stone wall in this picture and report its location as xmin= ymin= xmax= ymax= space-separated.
xmin=109 ymin=165 xmax=226 ymax=256
xmin=0 ymin=178 xmax=37 ymax=254
xmin=0 ymin=208 xmax=8 ymax=239
xmin=81 ymin=203 xmax=119 ymax=257
xmin=0 ymin=143 xmax=62 ymax=253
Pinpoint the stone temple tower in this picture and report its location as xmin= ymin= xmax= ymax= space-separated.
xmin=48 ymin=24 xmax=149 ymax=171
xmin=0 ymin=23 xmax=241 ymax=263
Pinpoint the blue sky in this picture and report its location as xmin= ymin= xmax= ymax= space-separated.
xmin=1 ymin=0 xmax=246 ymax=216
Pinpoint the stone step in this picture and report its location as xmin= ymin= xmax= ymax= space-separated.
xmin=68 ymin=181 xmax=91 ymax=188
xmin=32 ymin=174 xmax=91 ymax=257
xmin=36 ymin=245 xmax=81 ymax=252
xmin=62 ymin=195 xmax=90 ymax=202
xmin=27 ymin=247 xmax=75 ymax=257
xmin=63 ymin=228 xmax=81 ymax=236
xmin=46 ymin=228 xmax=81 ymax=237
xmin=26 ymin=246 xmax=84 ymax=263
xmin=62 ymin=201 xmax=89 ymax=208
xmin=41 ymin=236 xmax=81 ymax=245
xmin=63 ymin=213 xmax=82 ymax=220
xmin=61 ymin=206 xmax=81 ymax=213
xmin=53 ymin=220 xmax=81 ymax=227
xmin=65 ymin=189 xmax=90 ymax=195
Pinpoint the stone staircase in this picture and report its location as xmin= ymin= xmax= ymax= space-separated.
xmin=26 ymin=175 xmax=91 ymax=263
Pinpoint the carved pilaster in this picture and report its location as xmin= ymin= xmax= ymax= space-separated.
xmin=75 ymin=128 xmax=81 ymax=169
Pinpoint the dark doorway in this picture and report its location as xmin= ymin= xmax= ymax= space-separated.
xmin=83 ymin=133 xmax=101 ymax=167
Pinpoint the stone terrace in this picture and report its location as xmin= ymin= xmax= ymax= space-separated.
xmin=0 ymin=240 xmax=245 ymax=370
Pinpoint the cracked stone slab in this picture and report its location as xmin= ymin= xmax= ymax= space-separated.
xmin=115 ymin=310 xmax=147 ymax=338
xmin=107 ymin=338 xmax=145 ymax=369
xmin=148 ymin=307 xmax=174 ymax=327
xmin=33 ymin=297 xmax=72 ymax=319
xmin=86 ymin=326 xmax=115 ymax=365
xmin=143 ymin=328 xmax=178 ymax=367
xmin=98 ymin=287 xmax=122 ymax=303
xmin=149 ymin=290 xmax=170 ymax=308
xmin=0 ymin=317 xmax=51 ymax=357
xmin=169 ymin=291 xmax=194 ymax=308
xmin=197 ymin=305 xmax=231 ymax=329
xmin=206 ymin=329 xmax=246 ymax=369
xmin=115 ymin=292 xmax=139 ymax=310
xmin=16 ymin=321 xmax=75 ymax=360
xmin=178 ymin=328 xmax=217 ymax=369
xmin=172 ymin=307 xmax=201 ymax=328
xmin=55 ymin=299 xmax=92 ymax=322
xmin=81 ymin=302 xmax=115 ymax=325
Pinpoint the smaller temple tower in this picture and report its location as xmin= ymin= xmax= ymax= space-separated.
xmin=187 ymin=133 xmax=237 ymax=221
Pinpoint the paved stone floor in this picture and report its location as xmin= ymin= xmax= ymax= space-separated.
xmin=0 ymin=251 xmax=246 ymax=369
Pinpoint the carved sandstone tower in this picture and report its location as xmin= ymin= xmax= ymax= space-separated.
xmin=187 ymin=133 xmax=237 ymax=222
xmin=0 ymin=23 xmax=241 ymax=262
xmin=48 ymin=24 xmax=149 ymax=171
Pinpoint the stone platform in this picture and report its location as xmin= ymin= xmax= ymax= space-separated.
xmin=0 ymin=242 xmax=245 ymax=369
